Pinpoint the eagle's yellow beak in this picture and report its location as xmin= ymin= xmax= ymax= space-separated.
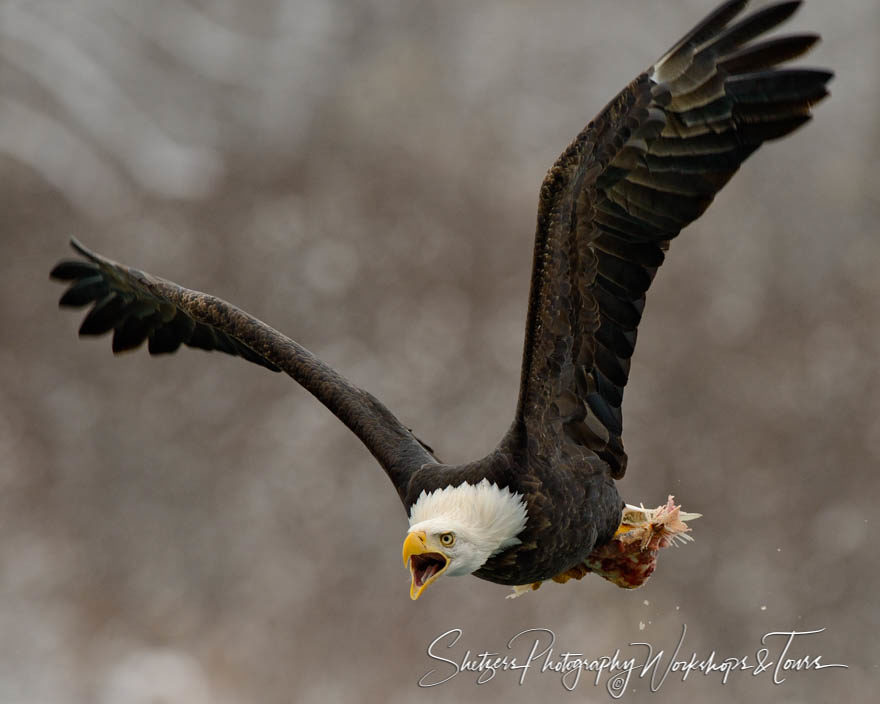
xmin=402 ymin=530 xmax=450 ymax=600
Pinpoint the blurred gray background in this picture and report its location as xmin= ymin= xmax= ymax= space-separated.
xmin=1 ymin=0 xmax=876 ymax=702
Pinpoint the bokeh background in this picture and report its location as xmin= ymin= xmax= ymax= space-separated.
xmin=1 ymin=0 xmax=876 ymax=702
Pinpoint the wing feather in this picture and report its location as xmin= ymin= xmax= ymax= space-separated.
xmin=511 ymin=0 xmax=831 ymax=477
xmin=51 ymin=238 xmax=437 ymax=489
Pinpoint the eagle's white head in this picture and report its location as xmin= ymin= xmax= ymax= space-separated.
xmin=402 ymin=478 xmax=528 ymax=599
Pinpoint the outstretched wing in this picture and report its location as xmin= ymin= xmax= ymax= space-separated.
xmin=512 ymin=0 xmax=831 ymax=477
xmin=51 ymin=238 xmax=437 ymax=490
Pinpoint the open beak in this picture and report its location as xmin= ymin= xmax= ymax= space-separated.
xmin=402 ymin=531 xmax=450 ymax=600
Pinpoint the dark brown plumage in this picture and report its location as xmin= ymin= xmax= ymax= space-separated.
xmin=51 ymin=1 xmax=831 ymax=590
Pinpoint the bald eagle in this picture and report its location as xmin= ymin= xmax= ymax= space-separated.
xmin=51 ymin=0 xmax=830 ymax=600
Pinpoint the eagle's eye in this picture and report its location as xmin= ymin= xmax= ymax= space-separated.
xmin=439 ymin=532 xmax=455 ymax=547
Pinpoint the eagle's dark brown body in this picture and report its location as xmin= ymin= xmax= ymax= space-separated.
xmin=50 ymin=1 xmax=830 ymax=591
xmin=399 ymin=436 xmax=622 ymax=585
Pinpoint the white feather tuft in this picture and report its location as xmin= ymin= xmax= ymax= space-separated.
xmin=407 ymin=479 xmax=528 ymax=573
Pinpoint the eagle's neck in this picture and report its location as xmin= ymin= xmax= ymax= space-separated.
xmin=407 ymin=478 xmax=528 ymax=561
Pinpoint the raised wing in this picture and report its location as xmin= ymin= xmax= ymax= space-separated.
xmin=51 ymin=238 xmax=437 ymax=490
xmin=513 ymin=0 xmax=831 ymax=477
